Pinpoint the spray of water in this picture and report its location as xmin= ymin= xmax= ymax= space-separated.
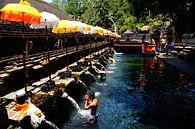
xmin=95 ymin=91 xmax=101 ymax=97
xmin=78 ymin=80 xmax=89 ymax=91
xmin=79 ymin=109 xmax=91 ymax=118
xmin=44 ymin=120 xmax=59 ymax=129
xmin=61 ymin=92 xmax=101 ymax=119
xmin=67 ymin=96 xmax=81 ymax=112
xmin=88 ymin=72 xmax=96 ymax=81
xmin=61 ymin=92 xmax=81 ymax=112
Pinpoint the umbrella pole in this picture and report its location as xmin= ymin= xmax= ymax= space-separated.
xmin=23 ymin=51 xmax=27 ymax=92
xmin=89 ymin=36 xmax=92 ymax=60
xmin=46 ymin=24 xmax=52 ymax=81
xmin=76 ymin=35 xmax=79 ymax=64
xmin=22 ymin=21 xmax=28 ymax=92
xmin=65 ymin=37 xmax=69 ymax=68
xmin=82 ymin=34 xmax=86 ymax=60
xmin=95 ymin=36 xmax=98 ymax=55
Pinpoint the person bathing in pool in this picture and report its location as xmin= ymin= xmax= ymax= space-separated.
xmin=84 ymin=91 xmax=98 ymax=124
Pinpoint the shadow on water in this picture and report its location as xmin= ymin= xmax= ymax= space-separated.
xmin=44 ymin=53 xmax=195 ymax=129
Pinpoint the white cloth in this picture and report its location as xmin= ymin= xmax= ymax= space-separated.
xmin=27 ymin=103 xmax=45 ymax=129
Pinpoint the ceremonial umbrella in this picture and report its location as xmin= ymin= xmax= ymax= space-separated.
xmin=52 ymin=20 xmax=85 ymax=68
xmin=30 ymin=11 xmax=60 ymax=29
xmin=52 ymin=20 xmax=81 ymax=34
xmin=0 ymin=0 xmax=40 ymax=25
xmin=0 ymin=0 xmax=41 ymax=92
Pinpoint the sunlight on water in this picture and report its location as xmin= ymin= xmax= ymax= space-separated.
xmin=115 ymin=52 xmax=123 ymax=55
xmin=110 ymin=63 xmax=116 ymax=66
xmin=79 ymin=109 xmax=91 ymax=118
xmin=108 ymin=66 xmax=117 ymax=69
xmin=95 ymin=91 xmax=101 ymax=97
xmin=96 ymin=82 xmax=107 ymax=86
xmin=106 ymin=70 xmax=114 ymax=74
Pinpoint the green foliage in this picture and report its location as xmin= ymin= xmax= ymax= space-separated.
xmin=52 ymin=0 xmax=137 ymax=33
xmin=51 ymin=0 xmax=195 ymax=34
xmin=131 ymin=0 xmax=195 ymax=33
xmin=81 ymin=0 xmax=137 ymax=33
xmin=52 ymin=0 xmax=64 ymax=10
xmin=135 ymin=22 xmax=144 ymax=30
xmin=64 ymin=0 xmax=87 ymax=20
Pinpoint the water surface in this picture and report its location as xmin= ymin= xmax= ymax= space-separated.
xmin=47 ymin=53 xmax=195 ymax=129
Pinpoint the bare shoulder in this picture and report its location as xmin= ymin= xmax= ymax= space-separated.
xmin=94 ymin=98 xmax=98 ymax=105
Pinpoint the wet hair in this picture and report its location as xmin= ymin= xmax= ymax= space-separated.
xmin=88 ymin=91 xmax=95 ymax=99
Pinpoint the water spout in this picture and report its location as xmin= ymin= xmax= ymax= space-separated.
xmin=78 ymin=80 xmax=89 ymax=91
xmin=61 ymin=92 xmax=68 ymax=98
xmin=44 ymin=120 xmax=59 ymax=129
xmin=87 ymin=72 xmax=96 ymax=82
xmin=61 ymin=92 xmax=81 ymax=112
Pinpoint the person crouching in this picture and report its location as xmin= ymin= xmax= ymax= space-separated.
xmin=15 ymin=90 xmax=56 ymax=129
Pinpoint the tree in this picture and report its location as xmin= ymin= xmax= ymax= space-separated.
xmin=131 ymin=0 xmax=195 ymax=33
xmin=64 ymin=0 xmax=87 ymax=20
xmin=81 ymin=0 xmax=136 ymax=33
xmin=52 ymin=0 xmax=64 ymax=10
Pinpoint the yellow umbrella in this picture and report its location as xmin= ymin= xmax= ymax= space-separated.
xmin=95 ymin=26 xmax=104 ymax=35
xmin=0 ymin=0 xmax=41 ymax=25
xmin=77 ymin=22 xmax=91 ymax=34
xmin=103 ymin=29 xmax=112 ymax=36
xmin=71 ymin=21 xmax=90 ymax=33
xmin=112 ymin=32 xmax=121 ymax=38
xmin=52 ymin=20 xmax=81 ymax=34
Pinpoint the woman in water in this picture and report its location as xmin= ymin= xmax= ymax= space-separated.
xmin=84 ymin=91 xmax=98 ymax=124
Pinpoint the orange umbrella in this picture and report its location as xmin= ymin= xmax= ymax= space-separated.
xmin=0 ymin=0 xmax=41 ymax=25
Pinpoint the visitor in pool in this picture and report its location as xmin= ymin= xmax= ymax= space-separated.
xmin=84 ymin=91 xmax=99 ymax=124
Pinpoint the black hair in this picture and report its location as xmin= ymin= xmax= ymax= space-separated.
xmin=16 ymin=91 xmax=32 ymax=105
xmin=16 ymin=95 xmax=28 ymax=104
xmin=88 ymin=91 xmax=95 ymax=99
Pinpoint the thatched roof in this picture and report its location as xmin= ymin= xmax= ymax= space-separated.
xmin=0 ymin=0 xmax=71 ymax=20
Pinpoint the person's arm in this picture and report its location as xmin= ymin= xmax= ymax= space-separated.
xmin=84 ymin=100 xmax=89 ymax=109
xmin=84 ymin=95 xmax=89 ymax=109
xmin=84 ymin=99 xmax=97 ymax=110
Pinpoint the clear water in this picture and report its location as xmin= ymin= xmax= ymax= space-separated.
xmin=46 ymin=53 xmax=195 ymax=129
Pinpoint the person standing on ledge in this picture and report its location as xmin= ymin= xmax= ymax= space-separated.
xmin=84 ymin=91 xmax=98 ymax=124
